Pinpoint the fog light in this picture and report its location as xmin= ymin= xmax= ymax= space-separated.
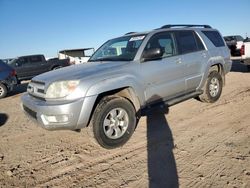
xmin=41 ymin=114 xmax=69 ymax=125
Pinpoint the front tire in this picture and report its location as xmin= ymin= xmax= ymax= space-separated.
xmin=198 ymin=71 xmax=223 ymax=103
xmin=90 ymin=96 xmax=137 ymax=149
xmin=0 ymin=83 xmax=7 ymax=99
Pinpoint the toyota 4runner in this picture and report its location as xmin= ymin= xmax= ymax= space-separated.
xmin=21 ymin=24 xmax=232 ymax=149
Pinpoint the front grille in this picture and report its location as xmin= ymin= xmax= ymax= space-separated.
xmin=23 ymin=105 xmax=37 ymax=119
xmin=37 ymin=89 xmax=45 ymax=94
xmin=28 ymin=80 xmax=46 ymax=99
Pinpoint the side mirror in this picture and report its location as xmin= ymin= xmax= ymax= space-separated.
xmin=142 ymin=48 xmax=163 ymax=62
xmin=15 ymin=62 xmax=20 ymax=67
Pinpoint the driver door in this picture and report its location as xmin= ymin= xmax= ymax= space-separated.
xmin=139 ymin=31 xmax=186 ymax=103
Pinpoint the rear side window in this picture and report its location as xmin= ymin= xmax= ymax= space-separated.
xmin=29 ymin=56 xmax=43 ymax=63
xmin=176 ymin=31 xmax=198 ymax=54
xmin=202 ymin=31 xmax=225 ymax=47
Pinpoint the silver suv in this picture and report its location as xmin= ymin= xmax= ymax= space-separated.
xmin=21 ymin=24 xmax=232 ymax=149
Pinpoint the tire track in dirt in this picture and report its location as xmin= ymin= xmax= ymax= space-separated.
xmin=28 ymin=140 xmax=149 ymax=187
xmin=174 ymin=92 xmax=250 ymax=187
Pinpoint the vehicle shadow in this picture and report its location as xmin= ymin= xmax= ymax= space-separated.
xmin=230 ymin=60 xmax=249 ymax=73
xmin=145 ymin=96 xmax=179 ymax=188
xmin=6 ymin=82 xmax=28 ymax=98
xmin=0 ymin=113 xmax=8 ymax=127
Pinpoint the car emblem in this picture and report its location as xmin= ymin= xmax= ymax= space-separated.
xmin=28 ymin=85 xmax=34 ymax=93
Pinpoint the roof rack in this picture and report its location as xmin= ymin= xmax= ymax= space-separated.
xmin=161 ymin=24 xmax=212 ymax=29
xmin=124 ymin=32 xmax=137 ymax=35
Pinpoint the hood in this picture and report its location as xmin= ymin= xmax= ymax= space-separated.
xmin=33 ymin=61 xmax=129 ymax=83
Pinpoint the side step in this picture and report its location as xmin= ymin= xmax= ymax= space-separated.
xmin=166 ymin=90 xmax=203 ymax=107
xmin=142 ymin=90 xmax=203 ymax=115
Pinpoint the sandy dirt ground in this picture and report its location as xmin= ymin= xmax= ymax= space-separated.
xmin=0 ymin=62 xmax=249 ymax=188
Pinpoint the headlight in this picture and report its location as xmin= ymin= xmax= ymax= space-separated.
xmin=45 ymin=80 xmax=80 ymax=99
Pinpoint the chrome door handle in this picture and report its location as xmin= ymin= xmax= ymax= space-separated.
xmin=202 ymin=52 xmax=207 ymax=58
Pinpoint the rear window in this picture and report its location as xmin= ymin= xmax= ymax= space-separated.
xmin=202 ymin=31 xmax=225 ymax=47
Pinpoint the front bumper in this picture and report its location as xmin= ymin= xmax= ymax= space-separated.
xmin=21 ymin=94 xmax=97 ymax=130
xmin=5 ymin=76 xmax=17 ymax=92
xmin=241 ymin=58 xmax=250 ymax=65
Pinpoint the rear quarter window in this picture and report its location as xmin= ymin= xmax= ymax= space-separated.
xmin=202 ymin=31 xmax=225 ymax=47
xmin=194 ymin=33 xmax=205 ymax=51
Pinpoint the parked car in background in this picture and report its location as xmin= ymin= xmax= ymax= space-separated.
xmin=240 ymin=39 xmax=250 ymax=70
xmin=9 ymin=54 xmax=70 ymax=82
xmin=224 ymin=35 xmax=244 ymax=56
xmin=1 ymin=58 xmax=14 ymax=64
xmin=224 ymin=37 xmax=237 ymax=56
xmin=0 ymin=60 xmax=17 ymax=99
xmin=21 ymin=24 xmax=232 ymax=149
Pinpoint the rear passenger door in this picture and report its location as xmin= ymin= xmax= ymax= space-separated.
xmin=175 ymin=30 xmax=209 ymax=92
xmin=28 ymin=55 xmax=48 ymax=76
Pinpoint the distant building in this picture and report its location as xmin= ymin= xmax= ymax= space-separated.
xmin=58 ymin=48 xmax=95 ymax=64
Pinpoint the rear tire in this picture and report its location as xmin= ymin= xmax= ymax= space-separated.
xmin=89 ymin=96 xmax=136 ymax=149
xmin=0 ymin=83 xmax=7 ymax=99
xmin=247 ymin=65 xmax=250 ymax=71
xmin=198 ymin=71 xmax=223 ymax=103
xmin=52 ymin=66 xmax=62 ymax=70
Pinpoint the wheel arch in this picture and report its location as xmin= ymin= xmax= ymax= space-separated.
xmin=209 ymin=63 xmax=225 ymax=86
xmin=198 ymin=61 xmax=226 ymax=90
xmin=76 ymin=75 xmax=145 ymax=129
xmin=86 ymin=87 xmax=141 ymax=128
xmin=50 ymin=65 xmax=62 ymax=70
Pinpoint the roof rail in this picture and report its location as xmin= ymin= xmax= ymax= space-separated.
xmin=161 ymin=24 xmax=212 ymax=29
xmin=124 ymin=32 xmax=137 ymax=35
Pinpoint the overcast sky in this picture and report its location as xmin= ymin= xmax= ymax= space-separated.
xmin=0 ymin=0 xmax=249 ymax=58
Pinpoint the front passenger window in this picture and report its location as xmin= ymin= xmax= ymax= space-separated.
xmin=144 ymin=32 xmax=177 ymax=59
xmin=16 ymin=57 xmax=29 ymax=67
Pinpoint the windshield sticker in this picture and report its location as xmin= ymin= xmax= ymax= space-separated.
xmin=129 ymin=36 xmax=145 ymax=41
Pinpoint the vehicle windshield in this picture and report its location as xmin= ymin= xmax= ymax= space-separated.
xmin=8 ymin=58 xmax=17 ymax=65
xmin=89 ymin=35 xmax=146 ymax=62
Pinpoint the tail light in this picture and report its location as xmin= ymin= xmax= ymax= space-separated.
xmin=67 ymin=59 xmax=73 ymax=65
xmin=240 ymin=45 xmax=245 ymax=55
xmin=10 ymin=69 xmax=16 ymax=76
xmin=69 ymin=60 xmax=75 ymax=65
